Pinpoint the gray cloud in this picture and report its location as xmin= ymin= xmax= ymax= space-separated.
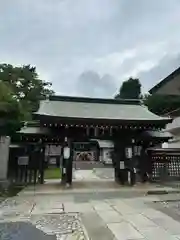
xmin=0 ymin=0 xmax=180 ymax=97
xmin=77 ymin=71 xmax=117 ymax=97
xmin=138 ymin=53 xmax=180 ymax=92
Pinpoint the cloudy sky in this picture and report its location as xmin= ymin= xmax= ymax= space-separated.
xmin=1 ymin=0 xmax=180 ymax=97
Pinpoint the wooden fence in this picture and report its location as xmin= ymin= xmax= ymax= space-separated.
xmin=8 ymin=145 xmax=45 ymax=185
xmin=148 ymin=148 xmax=180 ymax=181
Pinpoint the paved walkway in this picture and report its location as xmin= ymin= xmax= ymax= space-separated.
xmin=2 ymin=169 xmax=180 ymax=239
xmin=20 ymin=169 xmax=179 ymax=196
xmin=73 ymin=169 xmax=100 ymax=180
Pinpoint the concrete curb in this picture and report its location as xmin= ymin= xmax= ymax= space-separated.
xmin=147 ymin=190 xmax=180 ymax=195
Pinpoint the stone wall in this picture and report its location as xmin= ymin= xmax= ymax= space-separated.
xmin=0 ymin=136 xmax=10 ymax=181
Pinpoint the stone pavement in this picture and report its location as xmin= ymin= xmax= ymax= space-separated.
xmin=0 ymin=196 xmax=87 ymax=240
xmin=2 ymin=169 xmax=180 ymax=239
xmin=93 ymin=167 xmax=115 ymax=179
xmin=0 ymin=222 xmax=56 ymax=240
xmin=20 ymin=169 xmax=180 ymax=196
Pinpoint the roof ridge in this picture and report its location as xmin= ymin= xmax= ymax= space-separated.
xmin=48 ymin=95 xmax=141 ymax=105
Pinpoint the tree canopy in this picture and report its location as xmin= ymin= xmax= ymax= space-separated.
xmin=0 ymin=81 xmax=23 ymax=135
xmin=0 ymin=64 xmax=54 ymax=114
xmin=115 ymin=76 xmax=180 ymax=115
xmin=0 ymin=64 xmax=54 ymax=136
xmin=115 ymin=77 xmax=142 ymax=99
xmin=143 ymin=94 xmax=180 ymax=115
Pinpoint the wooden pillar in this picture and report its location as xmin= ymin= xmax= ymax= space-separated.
xmin=113 ymin=140 xmax=125 ymax=184
xmin=39 ymin=146 xmax=45 ymax=184
xmin=61 ymin=147 xmax=66 ymax=184
xmin=119 ymin=143 xmax=127 ymax=184
xmin=110 ymin=127 xmax=113 ymax=136
xmin=113 ymin=135 xmax=137 ymax=185
xmin=66 ymin=139 xmax=73 ymax=185
xmin=126 ymin=135 xmax=135 ymax=177
xmin=94 ymin=127 xmax=98 ymax=137
xmin=114 ymin=150 xmax=120 ymax=183
xmin=61 ymin=139 xmax=66 ymax=184
xmin=86 ymin=126 xmax=90 ymax=136
xmin=61 ymin=137 xmax=73 ymax=186
xmin=61 ymin=136 xmax=66 ymax=184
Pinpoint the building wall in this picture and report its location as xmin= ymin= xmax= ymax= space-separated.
xmin=0 ymin=136 xmax=10 ymax=180
xmin=163 ymin=116 xmax=180 ymax=148
xmin=154 ymin=74 xmax=180 ymax=95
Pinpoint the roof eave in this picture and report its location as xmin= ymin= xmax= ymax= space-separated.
xmin=34 ymin=113 xmax=172 ymax=125
xmin=48 ymin=95 xmax=141 ymax=105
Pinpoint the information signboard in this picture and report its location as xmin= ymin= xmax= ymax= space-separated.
xmin=18 ymin=156 xmax=29 ymax=166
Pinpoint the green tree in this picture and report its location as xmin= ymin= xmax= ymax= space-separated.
xmin=0 ymin=81 xmax=23 ymax=135
xmin=0 ymin=64 xmax=54 ymax=118
xmin=0 ymin=64 xmax=54 ymax=135
xmin=115 ymin=77 xmax=142 ymax=99
xmin=143 ymin=94 xmax=180 ymax=115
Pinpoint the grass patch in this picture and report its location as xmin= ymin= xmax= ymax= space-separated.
xmin=44 ymin=167 xmax=61 ymax=179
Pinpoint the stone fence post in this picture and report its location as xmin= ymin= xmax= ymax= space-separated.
xmin=0 ymin=136 xmax=10 ymax=185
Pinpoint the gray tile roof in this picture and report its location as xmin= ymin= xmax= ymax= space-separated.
xmin=144 ymin=130 xmax=172 ymax=138
xmin=166 ymin=116 xmax=180 ymax=131
xmin=35 ymin=98 xmax=171 ymax=122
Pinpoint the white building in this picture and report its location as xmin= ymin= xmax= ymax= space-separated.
xmin=162 ymin=109 xmax=180 ymax=148
xmin=150 ymin=67 xmax=180 ymax=148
